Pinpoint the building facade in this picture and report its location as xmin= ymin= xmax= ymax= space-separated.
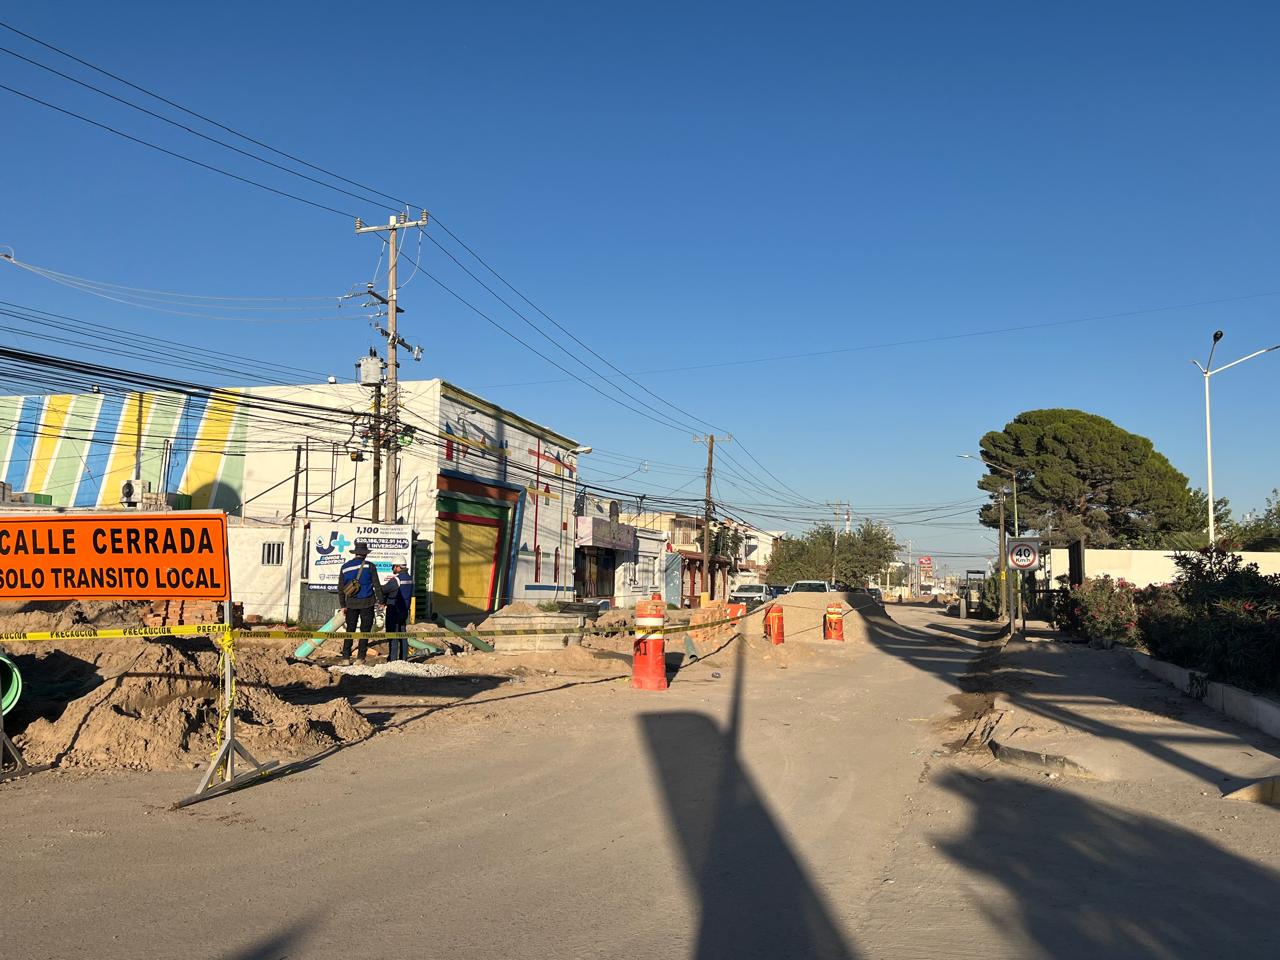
xmin=574 ymin=495 xmax=670 ymax=608
xmin=0 ymin=379 xmax=580 ymax=622
xmin=618 ymin=509 xmax=733 ymax=606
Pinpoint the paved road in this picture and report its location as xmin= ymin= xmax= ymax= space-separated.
xmin=2 ymin=608 xmax=1277 ymax=959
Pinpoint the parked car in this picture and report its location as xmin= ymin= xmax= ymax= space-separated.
xmin=729 ymin=583 xmax=773 ymax=608
xmin=868 ymin=587 xmax=884 ymax=605
xmin=788 ymin=580 xmax=830 ymax=593
xmin=768 ymin=584 xmax=789 ymax=598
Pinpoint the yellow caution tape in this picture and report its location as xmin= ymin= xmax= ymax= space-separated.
xmin=0 ymin=606 xmax=761 ymax=645
xmin=0 ymin=623 xmax=232 ymax=642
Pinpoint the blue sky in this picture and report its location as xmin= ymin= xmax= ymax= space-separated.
xmin=1 ymin=2 xmax=1278 ymax=571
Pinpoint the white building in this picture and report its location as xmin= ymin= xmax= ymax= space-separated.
xmin=734 ymin=524 xmax=785 ymax=586
xmin=0 ymin=379 xmax=580 ymax=623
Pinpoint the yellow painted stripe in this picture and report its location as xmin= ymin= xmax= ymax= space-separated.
xmin=183 ymin=391 xmax=238 ymax=507
xmin=27 ymin=395 xmax=71 ymax=493
xmin=100 ymin=393 xmax=154 ymax=504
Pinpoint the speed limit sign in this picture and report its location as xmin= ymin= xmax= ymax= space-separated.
xmin=1008 ymin=538 xmax=1041 ymax=570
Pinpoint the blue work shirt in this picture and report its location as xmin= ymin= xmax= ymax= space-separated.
xmin=384 ymin=571 xmax=413 ymax=612
xmin=339 ymin=557 xmax=380 ymax=607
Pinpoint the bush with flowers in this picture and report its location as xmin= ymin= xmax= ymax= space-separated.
xmin=1135 ymin=550 xmax=1280 ymax=693
xmin=1051 ymin=575 xmax=1140 ymax=647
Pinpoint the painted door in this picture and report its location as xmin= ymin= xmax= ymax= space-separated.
xmin=432 ymin=514 xmax=503 ymax=618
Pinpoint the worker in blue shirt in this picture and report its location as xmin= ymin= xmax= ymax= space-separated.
xmin=338 ymin=540 xmax=381 ymax=661
xmin=382 ymin=563 xmax=414 ymax=661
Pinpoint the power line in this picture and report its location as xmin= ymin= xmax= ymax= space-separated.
xmin=0 ymin=19 xmax=414 ymax=210
xmin=0 ymin=80 xmax=358 ymax=218
xmin=0 ymin=42 xmax=398 ymax=214
xmin=0 ymin=21 xmax=828 ymax=509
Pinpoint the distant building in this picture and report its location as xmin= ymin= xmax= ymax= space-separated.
xmin=617 ymin=509 xmax=737 ymax=606
xmin=734 ymin=524 xmax=784 ymax=586
xmin=574 ymin=495 xmax=670 ymax=608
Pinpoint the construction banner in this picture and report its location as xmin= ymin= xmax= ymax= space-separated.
xmin=0 ymin=512 xmax=230 ymax=601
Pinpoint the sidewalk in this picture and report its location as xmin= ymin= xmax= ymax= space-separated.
xmin=886 ymin=605 xmax=1280 ymax=793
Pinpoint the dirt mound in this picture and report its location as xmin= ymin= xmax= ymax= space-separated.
xmin=746 ymin=592 xmax=874 ymax=646
xmin=0 ymin=600 xmax=148 ymax=634
xmin=488 ymin=601 xmax=543 ymax=618
xmin=10 ymin=638 xmax=371 ymax=770
xmin=594 ymin=607 xmax=633 ymax=629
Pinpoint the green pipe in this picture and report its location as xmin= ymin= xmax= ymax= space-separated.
xmin=293 ymin=609 xmax=345 ymax=659
xmin=0 ymin=651 xmax=22 ymax=716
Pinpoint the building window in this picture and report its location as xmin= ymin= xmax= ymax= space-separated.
xmin=261 ymin=542 xmax=284 ymax=566
xmin=535 ymin=547 xmax=542 ymax=582
xmin=554 ymin=547 xmax=561 ymax=581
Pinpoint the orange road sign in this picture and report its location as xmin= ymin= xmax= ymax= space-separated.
xmin=0 ymin=512 xmax=230 ymax=601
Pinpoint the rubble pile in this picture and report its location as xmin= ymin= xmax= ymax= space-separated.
xmin=8 ymin=638 xmax=372 ymax=770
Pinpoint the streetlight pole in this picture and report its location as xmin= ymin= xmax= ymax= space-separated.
xmin=1191 ymin=331 xmax=1279 ymax=547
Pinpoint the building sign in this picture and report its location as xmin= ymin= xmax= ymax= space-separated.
xmin=575 ymin=516 xmax=636 ymax=552
xmin=0 ymin=512 xmax=229 ymax=601
xmin=308 ymin=522 xmax=412 ymax=592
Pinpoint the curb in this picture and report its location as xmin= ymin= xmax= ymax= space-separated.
xmin=1130 ymin=651 xmax=1280 ymax=742
xmin=988 ymin=739 xmax=1096 ymax=778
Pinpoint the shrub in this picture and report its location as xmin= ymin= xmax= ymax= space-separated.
xmin=1052 ymin=576 xmax=1140 ymax=647
xmin=1134 ymin=549 xmax=1280 ymax=693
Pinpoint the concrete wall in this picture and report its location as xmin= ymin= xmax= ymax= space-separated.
xmin=1048 ymin=547 xmax=1280 ymax=587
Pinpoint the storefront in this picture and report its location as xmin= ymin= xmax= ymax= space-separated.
xmin=574 ymin=514 xmax=636 ymax=604
xmin=613 ymin=526 xmax=670 ymax=608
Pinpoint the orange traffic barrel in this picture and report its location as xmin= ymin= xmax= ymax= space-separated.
xmin=632 ymin=598 xmax=668 ymax=690
xmin=764 ymin=603 xmax=785 ymax=645
xmin=824 ymin=602 xmax=845 ymax=641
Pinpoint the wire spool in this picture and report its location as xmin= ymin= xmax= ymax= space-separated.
xmin=0 ymin=651 xmax=22 ymax=715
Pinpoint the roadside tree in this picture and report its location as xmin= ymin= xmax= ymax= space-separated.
xmin=976 ymin=408 xmax=1206 ymax=548
xmin=765 ymin=521 xmax=899 ymax=587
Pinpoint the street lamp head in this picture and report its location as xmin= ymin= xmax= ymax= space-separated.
xmin=1213 ymin=330 xmax=1224 ymax=343
xmin=570 ymin=445 xmax=593 ymax=455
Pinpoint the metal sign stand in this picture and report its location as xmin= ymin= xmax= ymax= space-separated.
xmin=0 ymin=706 xmax=43 ymax=782
xmin=178 ymin=589 xmax=279 ymax=807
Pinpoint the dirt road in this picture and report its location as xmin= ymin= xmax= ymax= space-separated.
xmin=1 ymin=608 xmax=1277 ymax=958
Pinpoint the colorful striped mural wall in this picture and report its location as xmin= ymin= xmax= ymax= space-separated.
xmin=0 ymin=390 xmax=248 ymax=510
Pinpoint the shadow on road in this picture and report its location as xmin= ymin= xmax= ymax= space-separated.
xmin=868 ymin=607 xmax=1280 ymax=788
xmin=866 ymin=607 xmax=1280 ymax=956
xmin=937 ymin=769 xmax=1280 ymax=957
xmin=215 ymin=914 xmax=315 ymax=960
xmin=639 ymin=642 xmax=857 ymax=959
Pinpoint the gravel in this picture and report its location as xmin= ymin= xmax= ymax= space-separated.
xmin=329 ymin=660 xmax=460 ymax=679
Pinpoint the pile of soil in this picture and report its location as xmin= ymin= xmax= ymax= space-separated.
xmin=7 ymin=638 xmax=372 ymax=770
xmin=487 ymin=601 xmax=544 ymax=618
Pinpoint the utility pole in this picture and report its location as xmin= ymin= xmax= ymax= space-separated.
xmin=693 ymin=434 xmax=731 ymax=601
xmin=356 ymin=350 xmax=386 ymax=523
xmin=826 ymin=501 xmax=848 ymax=585
xmin=907 ymin=539 xmax=913 ymax=596
xmin=370 ymin=380 xmax=382 ymax=523
xmin=356 ymin=210 xmax=429 ymax=523
xmin=997 ymin=496 xmax=1008 ymax=621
